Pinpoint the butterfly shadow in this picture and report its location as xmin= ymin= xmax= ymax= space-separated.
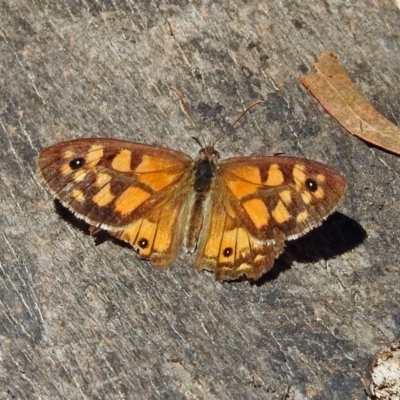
xmin=254 ymin=212 xmax=367 ymax=286
xmin=54 ymin=201 xmax=366 ymax=285
xmin=53 ymin=200 xmax=133 ymax=249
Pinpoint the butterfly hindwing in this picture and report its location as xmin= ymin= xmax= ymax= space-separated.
xmin=107 ymin=187 xmax=191 ymax=267
xmin=195 ymin=190 xmax=285 ymax=281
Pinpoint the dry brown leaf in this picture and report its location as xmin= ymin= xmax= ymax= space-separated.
xmin=301 ymin=51 xmax=400 ymax=156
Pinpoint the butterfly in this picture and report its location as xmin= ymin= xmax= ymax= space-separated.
xmin=38 ymin=138 xmax=346 ymax=281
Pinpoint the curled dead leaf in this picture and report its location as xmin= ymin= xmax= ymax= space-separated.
xmin=301 ymin=51 xmax=400 ymax=156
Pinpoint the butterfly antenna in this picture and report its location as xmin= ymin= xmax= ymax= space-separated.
xmin=192 ymin=136 xmax=203 ymax=149
xmin=170 ymin=86 xmax=196 ymax=127
xmin=232 ymin=100 xmax=265 ymax=126
xmin=171 ymin=87 xmax=221 ymax=153
xmin=211 ymin=136 xmax=221 ymax=156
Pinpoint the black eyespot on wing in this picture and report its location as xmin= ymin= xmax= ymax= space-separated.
xmin=69 ymin=157 xmax=85 ymax=170
xmin=223 ymin=247 xmax=233 ymax=257
xmin=305 ymin=178 xmax=318 ymax=192
xmin=138 ymin=238 xmax=149 ymax=249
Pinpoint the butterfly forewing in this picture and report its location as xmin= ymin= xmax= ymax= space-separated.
xmin=218 ymin=156 xmax=346 ymax=239
xmin=39 ymin=139 xmax=193 ymax=229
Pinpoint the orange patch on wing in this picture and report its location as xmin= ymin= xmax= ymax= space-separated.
xmin=301 ymin=191 xmax=313 ymax=204
xmin=119 ymin=220 xmax=142 ymax=244
xmin=93 ymin=183 xmax=115 ymax=206
xmin=202 ymin=214 xmax=225 ymax=260
xmin=236 ymin=228 xmax=250 ymax=250
xmin=73 ymin=170 xmax=87 ymax=182
xmin=153 ymin=206 xmax=180 ymax=254
xmin=63 ymin=150 xmax=74 ymax=159
xmin=293 ymin=163 xmax=307 ymax=189
xmin=236 ymin=228 xmax=250 ymax=258
xmin=254 ymin=254 xmax=266 ymax=263
xmin=243 ymin=198 xmax=270 ymax=229
xmin=139 ymin=172 xmax=180 ymax=191
xmin=203 ymin=234 xmax=222 ymax=259
xmin=296 ymin=210 xmax=308 ymax=223
xmin=60 ymin=164 xmax=72 ymax=175
xmin=112 ymin=149 xmax=132 ymax=172
xmin=279 ymin=189 xmax=292 ymax=205
xmin=86 ymin=144 xmax=104 ymax=167
xmin=272 ymin=199 xmax=290 ymax=224
xmin=71 ymin=189 xmax=85 ymax=202
xmin=135 ymin=155 xmax=179 ymax=173
xmin=203 ymin=244 xmax=218 ymax=260
xmin=265 ymin=164 xmax=284 ymax=186
xmin=153 ymin=227 xmax=173 ymax=253
xmin=313 ymin=174 xmax=327 ymax=199
xmin=230 ymin=165 xmax=261 ymax=182
xmin=236 ymin=263 xmax=252 ymax=273
xmin=115 ymin=186 xmax=151 ymax=214
xmin=313 ymin=187 xmax=325 ymax=200
xmin=95 ymin=172 xmax=112 ymax=187
xmin=317 ymin=174 xmax=326 ymax=183
xmin=227 ymin=179 xmax=261 ymax=200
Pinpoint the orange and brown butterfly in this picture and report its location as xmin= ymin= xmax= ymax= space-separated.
xmin=38 ymin=138 xmax=346 ymax=281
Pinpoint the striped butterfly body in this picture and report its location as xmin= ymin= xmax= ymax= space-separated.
xmin=39 ymin=138 xmax=346 ymax=281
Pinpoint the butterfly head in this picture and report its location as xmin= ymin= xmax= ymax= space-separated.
xmin=192 ymin=137 xmax=220 ymax=161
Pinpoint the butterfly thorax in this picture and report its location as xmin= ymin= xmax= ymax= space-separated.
xmin=193 ymin=159 xmax=215 ymax=192
xmin=193 ymin=144 xmax=219 ymax=192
